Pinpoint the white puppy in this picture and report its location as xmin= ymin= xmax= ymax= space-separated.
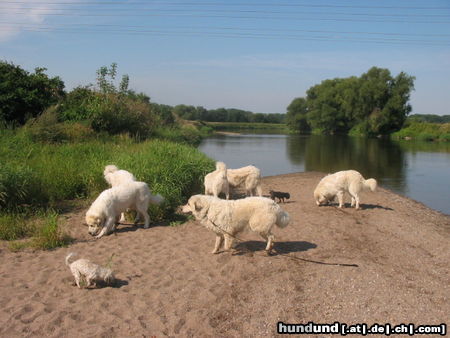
xmin=65 ymin=253 xmax=114 ymax=288
xmin=314 ymin=170 xmax=377 ymax=209
xmin=182 ymin=195 xmax=290 ymax=254
xmin=86 ymin=181 xmax=162 ymax=238
xmin=227 ymin=165 xmax=262 ymax=197
xmin=103 ymin=164 xmax=137 ymax=222
xmin=204 ymin=161 xmax=230 ymax=199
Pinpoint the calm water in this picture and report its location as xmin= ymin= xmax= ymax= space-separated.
xmin=199 ymin=133 xmax=450 ymax=215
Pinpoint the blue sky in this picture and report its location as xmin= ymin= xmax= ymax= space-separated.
xmin=1 ymin=0 xmax=450 ymax=115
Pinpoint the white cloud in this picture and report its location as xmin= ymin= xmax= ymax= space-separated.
xmin=0 ymin=0 xmax=75 ymax=42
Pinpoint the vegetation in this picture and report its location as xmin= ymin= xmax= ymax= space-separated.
xmin=286 ymin=67 xmax=415 ymax=136
xmin=173 ymin=105 xmax=285 ymax=124
xmin=0 ymin=61 xmax=64 ymax=125
xmin=0 ymin=129 xmax=214 ymax=249
xmin=407 ymin=114 xmax=450 ymax=124
xmin=0 ymin=61 xmax=219 ymax=250
xmin=391 ymin=121 xmax=450 ymax=141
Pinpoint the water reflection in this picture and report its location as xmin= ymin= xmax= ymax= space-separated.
xmin=287 ymin=135 xmax=407 ymax=192
xmin=199 ymin=133 xmax=450 ymax=214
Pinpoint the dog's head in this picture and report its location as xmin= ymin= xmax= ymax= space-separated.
xmin=85 ymin=214 xmax=104 ymax=236
xmin=181 ymin=195 xmax=211 ymax=220
xmin=314 ymin=189 xmax=328 ymax=206
xmin=104 ymin=270 xmax=115 ymax=285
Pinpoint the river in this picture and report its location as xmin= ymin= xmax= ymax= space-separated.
xmin=199 ymin=133 xmax=450 ymax=215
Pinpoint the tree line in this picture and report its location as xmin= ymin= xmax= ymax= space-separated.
xmin=0 ymin=60 xmax=284 ymax=140
xmin=286 ymin=67 xmax=415 ymax=136
xmin=173 ymin=105 xmax=285 ymax=124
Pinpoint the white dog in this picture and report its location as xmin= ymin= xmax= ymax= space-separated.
xmin=104 ymin=164 xmax=137 ymax=222
xmin=65 ymin=253 xmax=114 ymax=288
xmin=104 ymin=164 xmax=136 ymax=187
xmin=86 ymin=181 xmax=163 ymax=238
xmin=314 ymin=170 xmax=377 ymax=209
xmin=227 ymin=165 xmax=262 ymax=197
xmin=204 ymin=161 xmax=230 ymax=199
xmin=182 ymin=195 xmax=290 ymax=254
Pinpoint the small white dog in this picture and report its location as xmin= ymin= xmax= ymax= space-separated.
xmin=86 ymin=181 xmax=163 ymax=238
xmin=65 ymin=253 xmax=114 ymax=288
xmin=103 ymin=164 xmax=136 ymax=222
xmin=227 ymin=165 xmax=262 ymax=197
xmin=204 ymin=161 xmax=230 ymax=199
xmin=182 ymin=195 xmax=290 ymax=254
xmin=314 ymin=170 xmax=377 ymax=209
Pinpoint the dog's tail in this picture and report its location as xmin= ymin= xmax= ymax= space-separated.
xmin=149 ymin=193 xmax=164 ymax=205
xmin=363 ymin=178 xmax=377 ymax=192
xmin=65 ymin=252 xmax=76 ymax=266
xmin=276 ymin=210 xmax=290 ymax=228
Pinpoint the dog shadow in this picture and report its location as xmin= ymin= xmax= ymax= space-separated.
xmin=360 ymin=203 xmax=394 ymax=211
xmin=94 ymin=278 xmax=128 ymax=289
xmin=234 ymin=240 xmax=317 ymax=255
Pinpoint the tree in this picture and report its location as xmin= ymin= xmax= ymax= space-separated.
xmin=0 ymin=61 xmax=65 ymax=124
xmin=286 ymin=67 xmax=415 ymax=135
xmin=286 ymin=97 xmax=310 ymax=133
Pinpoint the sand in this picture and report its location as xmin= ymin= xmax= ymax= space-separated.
xmin=0 ymin=172 xmax=449 ymax=337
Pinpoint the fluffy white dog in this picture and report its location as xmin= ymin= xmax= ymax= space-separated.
xmin=65 ymin=253 xmax=114 ymax=288
xmin=86 ymin=181 xmax=163 ymax=238
xmin=182 ymin=195 xmax=290 ymax=254
xmin=314 ymin=170 xmax=377 ymax=209
xmin=227 ymin=165 xmax=262 ymax=197
xmin=104 ymin=164 xmax=136 ymax=187
xmin=204 ymin=161 xmax=230 ymax=199
xmin=103 ymin=164 xmax=137 ymax=222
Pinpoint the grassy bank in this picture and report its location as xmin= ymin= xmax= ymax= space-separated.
xmin=206 ymin=121 xmax=288 ymax=133
xmin=392 ymin=122 xmax=450 ymax=141
xmin=0 ymin=129 xmax=214 ymax=249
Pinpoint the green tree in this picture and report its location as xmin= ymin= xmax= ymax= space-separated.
xmin=286 ymin=97 xmax=310 ymax=133
xmin=0 ymin=61 xmax=65 ymax=125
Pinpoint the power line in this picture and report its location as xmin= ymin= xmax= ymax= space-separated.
xmin=2 ymin=21 xmax=450 ymax=38
xmin=2 ymin=25 xmax=448 ymax=46
xmin=1 ymin=7 xmax=450 ymax=18
xmin=2 ymin=11 xmax=449 ymax=24
xmin=1 ymin=1 xmax=449 ymax=10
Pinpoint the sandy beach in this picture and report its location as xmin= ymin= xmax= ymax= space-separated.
xmin=0 ymin=172 xmax=449 ymax=337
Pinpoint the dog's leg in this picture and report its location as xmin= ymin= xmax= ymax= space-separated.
xmin=137 ymin=204 xmax=150 ymax=228
xmin=212 ymin=234 xmax=224 ymax=254
xmin=223 ymin=233 xmax=234 ymax=251
xmin=351 ymin=196 xmax=356 ymax=208
xmin=354 ymin=195 xmax=360 ymax=210
xmin=265 ymin=234 xmax=275 ymax=253
xmin=337 ymin=191 xmax=345 ymax=208
xmin=74 ymin=271 xmax=82 ymax=288
xmin=119 ymin=212 xmax=126 ymax=223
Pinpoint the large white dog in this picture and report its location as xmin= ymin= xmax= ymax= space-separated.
xmin=314 ymin=170 xmax=377 ymax=209
xmin=182 ymin=195 xmax=290 ymax=254
xmin=104 ymin=164 xmax=136 ymax=187
xmin=86 ymin=181 xmax=163 ymax=238
xmin=227 ymin=165 xmax=262 ymax=197
xmin=204 ymin=161 xmax=229 ymax=199
xmin=103 ymin=164 xmax=136 ymax=222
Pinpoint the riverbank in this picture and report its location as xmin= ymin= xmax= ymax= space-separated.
xmin=0 ymin=172 xmax=448 ymax=336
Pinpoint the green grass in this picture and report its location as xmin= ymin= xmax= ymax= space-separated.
xmin=392 ymin=122 xmax=450 ymax=141
xmin=0 ymin=128 xmax=215 ymax=250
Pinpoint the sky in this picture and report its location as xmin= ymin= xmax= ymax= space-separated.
xmin=1 ymin=0 xmax=450 ymax=115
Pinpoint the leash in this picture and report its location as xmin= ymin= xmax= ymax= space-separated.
xmin=206 ymin=218 xmax=358 ymax=268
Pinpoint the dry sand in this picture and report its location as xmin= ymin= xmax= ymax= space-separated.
xmin=0 ymin=172 xmax=449 ymax=337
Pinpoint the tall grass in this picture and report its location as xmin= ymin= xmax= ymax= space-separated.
xmin=392 ymin=122 xmax=450 ymax=141
xmin=0 ymin=129 xmax=215 ymax=249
